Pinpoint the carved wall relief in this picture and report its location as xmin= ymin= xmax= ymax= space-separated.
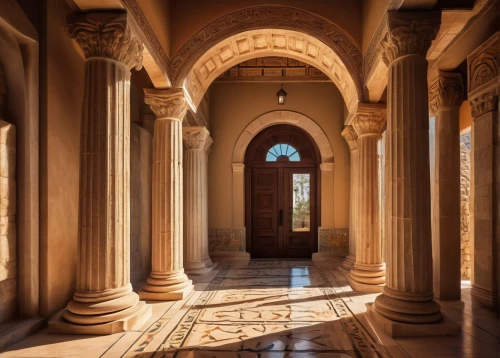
xmin=460 ymin=133 xmax=471 ymax=280
xmin=208 ymin=228 xmax=246 ymax=253
xmin=318 ymin=228 xmax=348 ymax=255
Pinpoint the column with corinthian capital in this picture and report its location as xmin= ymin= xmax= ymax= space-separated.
xmin=139 ymin=88 xmax=194 ymax=300
xmin=370 ymin=11 xmax=460 ymax=335
xmin=429 ymin=71 xmax=464 ymax=300
xmin=348 ymin=104 xmax=386 ymax=292
xmin=467 ymin=32 xmax=500 ymax=311
xmin=49 ymin=12 xmax=151 ymax=334
xmin=183 ymin=126 xmax=215 ymax=274
xmin=341 ymin=126 xmax=358 ymax=271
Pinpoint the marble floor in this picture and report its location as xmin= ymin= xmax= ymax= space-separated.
xmin=1 ymin=259 xmax=499 ymax=357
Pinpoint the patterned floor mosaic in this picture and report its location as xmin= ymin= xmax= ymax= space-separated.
xmin=125 ymin=261 xmax=390 ymax=358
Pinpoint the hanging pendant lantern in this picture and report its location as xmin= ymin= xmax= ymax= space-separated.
xmin=276 ymin=84 xmax=287 ymax=105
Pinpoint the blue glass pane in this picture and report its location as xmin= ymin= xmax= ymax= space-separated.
xmin=266 ymin=143 xmax=301 ymax=162
xmin=266 ymin=152 xmax=277 ymax=161
xmin=289 ymin=152 xmax=300 ymax=161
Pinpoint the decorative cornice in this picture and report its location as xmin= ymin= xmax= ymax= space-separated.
xmin=380 ymin=11 xmax=441 ymax=66
xmin=341 ymin=125 xmax=358 ymax=152
xmin=144 ymin=88 xmax=188 ymax=120
xmin=469 ymin=86 xmax=498 ymax=118
xmin=169 ymin=5 xmax=363 ymax=99
xmin=183 ymin=126 xmax=212 ymax=151
xmin=352 ymin=103 xmax=386 ymax=136
xmin=68 ymin=11 xmax=143 ymax=70
xmin=120 ymin=0 xmax=171 ymax=76
xmin=429 ymin=71 xmax=464 ymax=115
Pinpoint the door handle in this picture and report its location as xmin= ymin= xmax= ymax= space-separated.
xmin=278 ymin=209 xmax=283 ymax=227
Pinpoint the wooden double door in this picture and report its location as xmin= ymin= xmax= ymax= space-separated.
xmin=250 ymin=167 xmax=317 ymax=258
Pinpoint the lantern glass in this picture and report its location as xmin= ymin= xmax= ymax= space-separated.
xmin=276 ymin=85 xmax=287 ymax=105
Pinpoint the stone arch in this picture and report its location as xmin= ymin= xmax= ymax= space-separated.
xmin=232 ymin=110 xmax=334 ymax=164
xmin=170 ymin=5 xmax=363 ymax=114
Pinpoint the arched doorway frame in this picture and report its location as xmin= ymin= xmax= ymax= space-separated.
xmin=170 ymin=5 xmax=363 ymax=116
xmin=231 ymin=111 xmax=335 ymax=254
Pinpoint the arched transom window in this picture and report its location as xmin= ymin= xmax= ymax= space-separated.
xmin=266 ymin=144 xmax=301 ymax=162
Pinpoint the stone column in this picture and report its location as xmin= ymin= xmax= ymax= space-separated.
xmin=49 ymin=12 xmax=151 ymax=334
xmin=183 ymin=126 xmax=215 ymax=274
xmin=429 ymin=71 xmax=464 ymax=300
xmin=373 ymin=11 xmax=445 ymax=327
xmin=467 ymin=32 xmax=499 ymax=311
xmin=341 ymin=126 xmax=358 ymax=271
xmin=139 ymin=88 xmax=194 ymax=300
xmin=348 ymin=104 xmax=386 ymax=292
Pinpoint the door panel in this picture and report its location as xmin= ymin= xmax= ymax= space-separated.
xmin=251 ymin=168 xmax=279 ymax=257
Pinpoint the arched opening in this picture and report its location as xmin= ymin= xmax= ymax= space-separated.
xmin=245 ymin=124 xmax=320 ymax=258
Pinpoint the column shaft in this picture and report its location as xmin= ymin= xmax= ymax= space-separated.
xmin=429 ymin=72 xmax=463 ymax=300
xmin=50 ymin=12 xmax=151 ymax=334
xmin=348 ymin=104 xmax=386 ymax=292
xmin=183 ymin=127 xmax=214 ymax=274
xmin=375 ymin=54 xmax=441 ymax=323
xmin=140 ymin=89 xmax=193 ymax=301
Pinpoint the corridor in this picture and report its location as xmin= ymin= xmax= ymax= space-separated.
xmin=1 ymin=259 xmax=498 ymax=357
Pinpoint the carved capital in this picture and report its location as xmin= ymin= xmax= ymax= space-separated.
xmin=380 ymin=11 xmax=441 ymax=66
xmin=469 ymin=86 xmax=498 ymax=118
xmin=429 ymin=71 xmax=464 ymax=115
xmin=183 ymin=126 xmax=212 ymax=151
xmin=352 ymin=103 xmax=386 ymax=136
xmin=341 ymin=125 xmax=358 ymax=152
xmin=144 ymin=88 xmax=188 ymax=121
xmin=68 ymin=11 xmax=143 ymax=70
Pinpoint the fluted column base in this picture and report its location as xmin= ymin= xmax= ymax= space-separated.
xmin=348 ymin=263 xmax=386 ymax=292
xmin=49 ymin=285 xmax=151 ymax=335
xmin=139 ymin=270 xmax=193 ymax=301
xmin=184 ymin=260 xmax=217 ymax=275
xmin=342 ymin=254 xmax=356 ymax=270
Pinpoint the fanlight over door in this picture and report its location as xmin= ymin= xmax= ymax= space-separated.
xmin=245 ymin=124 xmax=320 ymax=258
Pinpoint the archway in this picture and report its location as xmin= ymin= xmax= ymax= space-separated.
xmin=171 ymin=5 xmax=363 ymax=115
xmin=245 ymin=124 xmax=320 ymax=258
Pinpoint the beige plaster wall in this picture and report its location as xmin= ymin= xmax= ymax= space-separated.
xmin=208 ymin=82 xmax=350 ymax=230
xmin=460 ymin=101 xmax=473 ymax=132
xmin=39 ymin=0 xmax=84 ymax=316
xmin=169 ymin=0 xmax=362 ymax=55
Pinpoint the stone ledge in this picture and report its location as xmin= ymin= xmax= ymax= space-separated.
xmin=48 ymin=302 xmax=151 ymax=335
xmin=209 ymin=251 xmax=251 ymax=264
xmin=365 ymin=303 xmax=461 ymax=337
xmin=0 ymin=317 xmax=44 ymax=351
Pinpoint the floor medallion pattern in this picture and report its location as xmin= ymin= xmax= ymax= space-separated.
xmin=127 ymin=260 xmax=389 ymax=358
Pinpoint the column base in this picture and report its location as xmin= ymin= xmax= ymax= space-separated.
xmin=185 ymin=262 xmax=218 ymax=275
xmin=366 ymin=303 xmax=460 ymax=337
xmin=347 ymin=264 xmax=386 ymax=292
xmin=471 ymin=284 xmax=498 ymax=310
xmin=341 ymin=254 xmax=356 ymax=270
xmin=139 ymin=271 xmax=194 ymax=301
xmin=48 ymin=301 xmax=151 ymax=335
xmin=347 ymin=274 xmax=385 ymax=292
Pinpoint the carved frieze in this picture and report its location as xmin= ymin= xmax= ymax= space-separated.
xmin=429 ymin=71 xmax=464 ymax=115
xmin=168 ymin=5 xmax=363 ymax=97
xmin=468 ymin=32 xmax=499 ymax=93
xmin=351 ymin=103 xmax=386 ymax=136
xmin=469 ymin=86 xmax=498 ymax=118
xmin=460 ymin=134 xmax=471 ymax=280
xmin=183 ymin=126 xmax=212 ymax=151
xmin=341 ymin=126 xmax=358 ymax=152
xmin=318 ymin=228 xmax=348 ymax=254
xmin=68 ymin=11 xmax=144 ymax=70
xmin=380 ymin=11 xmax=441 ymax=66
xmin=208 ymin=228 xmax=246 ymax=252
xmin=144 ymin=88 xmax=188 ymax=120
